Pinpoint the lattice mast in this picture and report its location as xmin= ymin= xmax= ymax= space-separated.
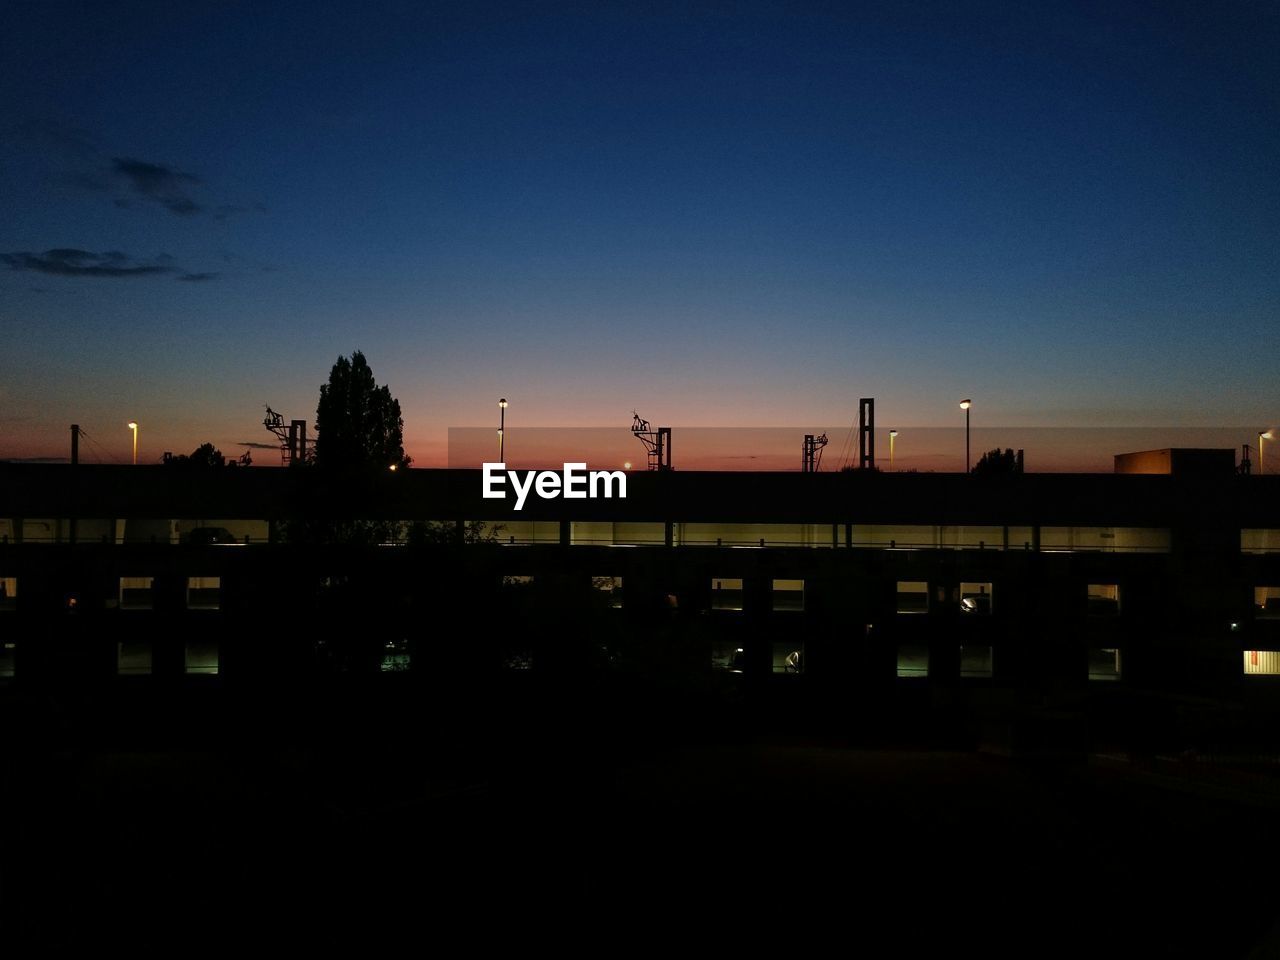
xmin=631 ymin=412 xmax=672 ymax=471
xmin=802 ymin=433 xmax=828 ymax=472
xmin=264 ymin=406 xmax=313 ymax=466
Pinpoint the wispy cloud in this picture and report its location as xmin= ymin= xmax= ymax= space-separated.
xmin=15 ymin=118 xmax=265 ymax=228
xmin=213 ymin=203 xmax=267 ymax=222
xmin=1 ymin=248 xmax=219 ymax=283
xmin=112 ymin=157 xmax=202 ymax=216
xmin=238 ymin=441 xmax=278 ymax=450
xmin=1 ymin=248 xmax=172 ymax=278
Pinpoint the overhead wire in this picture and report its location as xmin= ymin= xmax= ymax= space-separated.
xmin=77 ymin=428 xmax=122 ymax=464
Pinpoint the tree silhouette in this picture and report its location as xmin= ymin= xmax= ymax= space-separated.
xmin=972 ymin=447 xmax=1022 ymax=476
xmin=406 ymin=519 xmax=505 ymax=546
xmin=315 ymin=351 xmax=411 ymax=470
xmin=280 ymin=352 xmax=411 ymax=545
xmin=187 ymin=442 xmax=226 ymax=468
xmin=163 ymin=442 xmax=226 ymax=468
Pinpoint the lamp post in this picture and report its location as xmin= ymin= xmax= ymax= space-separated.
xmin=127 ymin=421 xmax=138 ymax=465
xmin=889 ymin=429 xmax=898 ymax=472
xmin=959 ymin=400 xmax=971 ymax=473
xmin=1262 ymin=430 xmax=1274 ymax=475
xmin=498 ymin=398 xmax=508 ymax=463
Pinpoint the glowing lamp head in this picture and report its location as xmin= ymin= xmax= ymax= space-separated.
xmin=389 ymin=464 xmax=397 ymax=472
xmin=624 ymin=461 xmax=632 ymax=470
xmin=127 ymin=421 xmax=137 ymax=430
xmin=959 ymin=400 xmax=971 ymax=410
xmin=889 ymin=430 xmax=898 ymax=438
xmin=1263 ymin=430 xmax=1275 ymax=441
xmin=498 ymin=398 xmax=508 ymax=409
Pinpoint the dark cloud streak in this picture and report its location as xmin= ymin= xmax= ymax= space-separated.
xmin=213 ymin=203 xmax=267 ymax=221
xmin=112 ymin=157 xmax=203 ymax=216
xmin=1 ymin=248 xmax=173 ymax=278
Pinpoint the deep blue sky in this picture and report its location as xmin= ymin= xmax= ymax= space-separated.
xmin=2 ymin=1 xmax=1277 ymax=465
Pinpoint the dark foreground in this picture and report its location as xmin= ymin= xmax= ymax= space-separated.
xmin=3 ymin=678 xmax=1280 ymax=955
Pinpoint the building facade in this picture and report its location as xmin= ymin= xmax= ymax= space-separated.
xmin=1 ymin=460 xmax=1278 ymax=697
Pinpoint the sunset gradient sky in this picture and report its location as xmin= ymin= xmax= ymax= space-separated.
xmin=2 ymin=2 xmax=1277 ymax=468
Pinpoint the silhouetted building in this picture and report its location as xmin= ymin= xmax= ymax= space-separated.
xmin=1 ymin=455 xmax=1278 ymax=697
xmin=1114 ymin=447 xmax=1236 ymax=476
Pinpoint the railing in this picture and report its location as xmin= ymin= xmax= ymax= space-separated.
xmin=0 ymin=527 xmax=1177 ymax=553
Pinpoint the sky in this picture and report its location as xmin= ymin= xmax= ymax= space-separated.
xmin=2 ymin=1 xmax=1277 ymax=468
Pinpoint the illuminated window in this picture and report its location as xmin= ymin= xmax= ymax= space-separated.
xmin=379 ymin=637 xmax=410 ymax=673
xmin=1088 ymin=648 xmax=1121 ymax=681
xmin=0 ymin=577 xmax=15 ymax=611
xmin=0 ymin=640 xmax=14 ymax=677
xmin=896 ymin=581 xmax=929 ymax=614
xmin=503 ymin=649 xmax=533 ymax=671
xmin=772 ymin=641 xmax=805 ymax=674
xmin=711 ymin=578 xmax=744 ymax=612
xmin=185 ymin=639 xmax=218 ymax=675
xmin=119 ymin=577 xmax=154 ymax=611
xmin=960 ymin=645 xmax=993 ymax=678
xmin=772 ymin=579 xmax=804 ymax=612
xmin=1242 ymin=530 xmax=1280 ymax=554
xmin=567 ymin=521 xmax=665 ymax=546
xmin=712 ymin=639 xmax=746 ymax=673
xmin=117 ymin=640 xmax=152 ymax=675
xmin=897 ymin=644 xmax=928 ymax=678
xmin=1041 ymin=527 xmax=1170 ymax=554
xmin=1244 ymin=651 xmax=1280 ymax=675
xmin=593 ymin=576 xmax=623 ymax=609
xmin=678 ymin=523 xmax=833 ymax=548
xmin=959 ymin=582 xmax=993 ymax=615
xmin=186 ymin=576 xmax=221 ymax=611
xmin=1256 ymin=587 xmax=1280 ymax=620
xmin=1088 ymin=584 xmax=1120 ymax=617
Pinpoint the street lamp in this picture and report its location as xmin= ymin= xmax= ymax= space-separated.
xmin=127 ymin=421 xmax=138 ymax=465
xmin=1262 ymin=430 xmax=1275 ymax=475
xmin=889 ymin=429 xmax=898 ymax=472
xmin=498 ymin=398 xmax=508 ymax=463
xmin=959 ymin=400 xmax=972 ymax=473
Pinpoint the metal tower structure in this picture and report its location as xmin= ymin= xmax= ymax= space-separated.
xmin=858 ymin=397 xmax=875 ymax=470
xmin=801 ymin=433 xmax=828 ymax=472
xmin=631 ymin=412 xmax=672 ymax=471
xmin=264 ymin=406 xmax=313 ymax=466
